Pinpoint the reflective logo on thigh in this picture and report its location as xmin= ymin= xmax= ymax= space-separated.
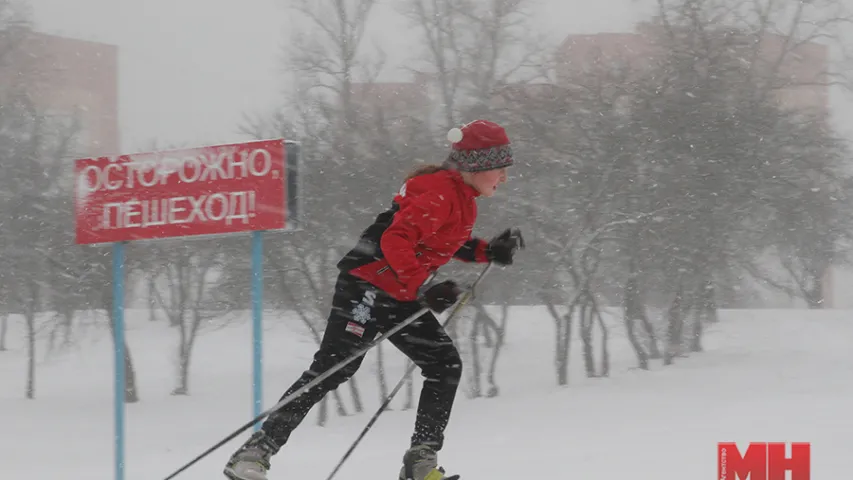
xmin=351 ymin=289 xmax=376 ymax=325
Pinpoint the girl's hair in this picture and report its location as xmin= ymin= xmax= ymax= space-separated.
xmin=404 ymin=162 xmax=450 ymax=181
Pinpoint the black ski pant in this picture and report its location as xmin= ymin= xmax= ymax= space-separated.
xmin=261 ymin=272 xmax=462 ymax=452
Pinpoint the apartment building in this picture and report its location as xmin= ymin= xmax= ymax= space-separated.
xmin=0 ymin=28 xmax=119 ymax=157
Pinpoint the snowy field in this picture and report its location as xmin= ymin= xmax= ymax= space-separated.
xmin=1 ymin=305 xmax=851 ymax=479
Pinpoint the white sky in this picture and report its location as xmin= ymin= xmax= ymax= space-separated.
xmin=27 ymin=0 xmax=853 ymax=152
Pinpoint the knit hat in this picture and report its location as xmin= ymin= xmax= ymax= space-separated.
xmin=445 ymin=120 xmax=514 ymax=172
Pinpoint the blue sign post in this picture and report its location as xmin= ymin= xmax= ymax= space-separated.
xmin=251 ymin=229 xmax=264 ymax=428
xmin=112 ymin=240 xmax=126 ymax=480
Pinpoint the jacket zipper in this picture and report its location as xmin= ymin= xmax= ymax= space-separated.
xmin=377 ymin=251 xmax=422 ymax=274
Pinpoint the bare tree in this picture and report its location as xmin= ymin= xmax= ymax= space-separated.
xmin=285 ymin=0 xmax=382 ymax=164
xmin=0 ymin=315 xmax=7 ymax=351
xmin=481 ymin=304 xmax=509 ymax=397
xmin=0 ymin=94 xmax=81 ymax=398
xmin=494 ymin=65 xmax=644 ymax=382
xmin=148 ymin=242 xmax=224 ymax=395
xmin=398 ymin=0 xmax=549 ymax=131
xmin=466 ymin=303 xmax=508 ymax=397
xmin=397 ymin=0 xmax=465 ymax=129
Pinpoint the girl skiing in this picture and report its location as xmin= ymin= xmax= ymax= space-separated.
xmin=224 ymin=119 xmax=525 ymax=480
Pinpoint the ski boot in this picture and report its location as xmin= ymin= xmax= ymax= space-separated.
xmin=399 ymin=445 xmax=460 ymax=480
xmin=223 ymin=430 xmax=280 ymax=480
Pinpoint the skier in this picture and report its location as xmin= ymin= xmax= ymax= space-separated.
xmin=224 ymin=119 xmax=525 ymax=480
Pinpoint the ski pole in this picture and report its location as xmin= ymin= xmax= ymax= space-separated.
xmin=162 ymin=264 xmax=491 ymax=480
xmin=325 ymin=263 xmax=494 ymax=480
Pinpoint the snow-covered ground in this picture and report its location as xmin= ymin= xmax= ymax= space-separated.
xmin=1 ymin=306 xmax=851 ymax=479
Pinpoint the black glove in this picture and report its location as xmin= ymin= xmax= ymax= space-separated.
xmin=418 ymin=280 xmax=462 ymax=313
xmin=486 ymin=227 xmax=526 ymax=265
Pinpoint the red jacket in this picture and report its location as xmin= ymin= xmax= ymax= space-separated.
xmin=337 ymin=169 xmax=490 ymax=301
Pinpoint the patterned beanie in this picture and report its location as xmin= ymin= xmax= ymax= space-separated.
xmin=445 ymin=120 xmax=514 ymax=172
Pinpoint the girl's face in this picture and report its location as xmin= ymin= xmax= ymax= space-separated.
xmin=465 ymin=167 xmax=508 ymax=197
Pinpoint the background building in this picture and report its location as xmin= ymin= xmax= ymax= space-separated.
xmin=0 ymin=28 xmax=119 ymax=157
xmin=555 ymin=22 xmax=829 ymax=112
